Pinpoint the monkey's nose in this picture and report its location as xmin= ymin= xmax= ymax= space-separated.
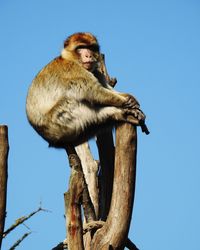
xmin=85 ymin=54 xmax=92 ymax=58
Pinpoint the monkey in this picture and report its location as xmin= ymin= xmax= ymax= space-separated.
xmin=26 ymin=32 xmax=148 ymax=152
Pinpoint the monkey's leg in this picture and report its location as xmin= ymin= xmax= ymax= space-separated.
xmin=100 ymin=106 xmax=140 ymax=126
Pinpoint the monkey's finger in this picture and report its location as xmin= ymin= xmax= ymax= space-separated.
xmin=123 ymin=96 xmax=140 ymax=109
xmin=124 ymin=109 xmax=138 ymax=117
xmin=137 ymin=110 xmax=146 ymax=121
xmin=132 ymin=104 xmax=140 ymax=109
xmin=125 ymin=102 xmax=140 ymax=109
xmin=124 ymin=108 xmax=145 ymax=120
xmin=135 ymin=108 xmax=146 ymax=120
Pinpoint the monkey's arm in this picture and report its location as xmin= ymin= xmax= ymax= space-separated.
xmin=82 ymin=80 xmax=137 ymax=109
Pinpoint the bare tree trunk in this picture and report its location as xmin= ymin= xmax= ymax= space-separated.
xmin=0 ymin=125 xmax=9 ymax=249
xmin=91 ymin=123 xmax=137 ymax=249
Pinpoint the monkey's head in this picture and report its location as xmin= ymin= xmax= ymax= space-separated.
xmin=61 ymin=32 xmax=100 ymax=72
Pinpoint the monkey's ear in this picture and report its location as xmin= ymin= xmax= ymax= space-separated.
xmin=64 ymin=38 xmax=70 ymax=48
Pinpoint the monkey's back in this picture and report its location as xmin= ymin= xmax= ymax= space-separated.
xmin=26 ymin=57 xmax=98 ymax=127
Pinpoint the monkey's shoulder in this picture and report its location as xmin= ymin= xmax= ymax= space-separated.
xmin=37 ymin=56 xmax=95 ymax=80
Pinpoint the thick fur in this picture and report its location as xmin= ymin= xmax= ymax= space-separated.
xmin=26 ymin=33 xmax=139 ymax=148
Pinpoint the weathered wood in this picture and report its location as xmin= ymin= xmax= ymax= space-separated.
xmin=75 ymin=143 xmax=99 ymax=218
xmin=65 ymin=153 xmax=84 ymax=250
xmin=75 ymin=134 xmax=100 ymax=249
xmin=0 ymin=125 xmax=9 ymax=249
xmin=91 ymin=123 xmax=137 ymax=249
xmin=65 ymin=151 xmax=97 ymax=250
xmin=98 ymin=54 xmax=117 ymax=87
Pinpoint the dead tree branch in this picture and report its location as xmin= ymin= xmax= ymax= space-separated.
xmin=0 ymin=125 xmax=9 ymax=249
xmin=3 ymin=206 xmax=48 ymax=238
xmin=8 ymin=232 xmax=31 ymax=250
xmin=64 ymin=152 xmax=96 ymax=250
xmin=75 ymin=143 xmax=99 ymax=218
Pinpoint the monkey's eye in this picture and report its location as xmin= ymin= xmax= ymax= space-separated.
xmin=88 ymin=44 xmax=100 ymax=52
xmin=76 ymin=44 xmax=99 ymax=52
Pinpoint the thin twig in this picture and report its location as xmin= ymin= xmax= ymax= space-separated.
xmin=3 ymin=206 xmax=49 ymax=238
xmin=8 ymin=232 xmax=31 ymax=250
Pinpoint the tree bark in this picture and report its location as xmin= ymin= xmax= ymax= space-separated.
xmin=0 ymin=125 xmax=9 ymax=249
xmin=75 ymin=143 xmax=99 ymax=218
xmin=65 ymin=154 xmax=84 ymax=250
xmin=64 ymin=152 xmax=96 ymax=250
xmin=91 ymin=123 xmax=137 ymax=249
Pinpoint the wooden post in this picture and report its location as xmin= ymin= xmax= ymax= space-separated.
xmin=91 ymin=123 xmax=137 ymax=249
xmin=0 ymin=125 xmax=9 ymax=249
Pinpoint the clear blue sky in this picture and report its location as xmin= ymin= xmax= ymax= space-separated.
xmin=1 ymin=0 xmax=200 ymax=249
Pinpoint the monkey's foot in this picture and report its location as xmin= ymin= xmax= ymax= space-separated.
xmin=125 ymin=108 xmax=146 ymax=121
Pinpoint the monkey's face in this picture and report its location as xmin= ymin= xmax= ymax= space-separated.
xmin=62 ymin=32 xmax=100 ymax=72
xmin=77 ymin=48 xmax=98 ymax=72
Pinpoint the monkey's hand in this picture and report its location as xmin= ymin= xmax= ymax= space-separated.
xmin=125 ymin=108 xmax=150 ymax=135
xmin=121 ymin=93 xmax=140 ymax=109
xmin=125 ymin=107 xmax=145 ymax=122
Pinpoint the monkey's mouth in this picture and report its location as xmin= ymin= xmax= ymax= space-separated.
xmin=83 ymin=62 xmax=93 ymax=66
xmin=83 ymin=62 xmax=94 ymax=69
